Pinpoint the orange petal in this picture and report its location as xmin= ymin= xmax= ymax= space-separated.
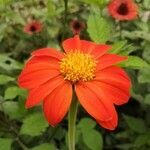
xmin=43 ymin=81 xmax=72 ymax=126
xmin=97 ymin=108 xmax=118 ymax=130
xmin=91 ymin=45 xmax=112 ymax=59
xmin=25 ymin=75 xmax=64 ymax=108
xmin=62 ymin=35 xmax=80 ymax=53
xmin=26 ymin=56 xmax=60 ymax=66
xmin=96 ymin=54 xmax=127 ymax=71
xmin=95 ymin=66 xmax=131 ymax=91
xmin=80 ymin=40 xmax=96 ymax=53
xmin=18 ymin=63 xmax=60 ymax=89
xmin=18 ymin=70 xmax=60 ymax=89
xmin=31 ymin=48 xmax=64 ymax=60
xmin=75 ymin=82 xmax=116 ymax=121
xmin=91 ymin=80 xmax=130 ymax=105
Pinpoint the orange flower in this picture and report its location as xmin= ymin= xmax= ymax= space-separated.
xmin=108 ymin=0 xmax=138 ymax=21
xmin=23 ymin=20 xmax=42 ymax=35
xmin=18 ymin=35 xmax=131 ymax=130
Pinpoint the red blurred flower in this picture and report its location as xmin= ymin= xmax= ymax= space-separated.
xmin=108 ymin=0 xmax=138 ymax=20
xmin=18 ymin=35 xmax=131 ymax=130
xmin=70 ymin=19 xmax=85 ymax=35
xmin=23 ymin=20 xmax=42 ymax=35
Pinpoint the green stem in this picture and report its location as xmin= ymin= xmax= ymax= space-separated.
xmin=68 ymin=94 xmax=78 ymax=150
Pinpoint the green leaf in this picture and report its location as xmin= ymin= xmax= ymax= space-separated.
xmin=47 ymin=0 xmax=56 ymax=17
xmin=134 ymin=134 xmax=150 ymax=148
xmin=119 ymin=56 xmax=149 ymax=69
xmin=138 ymin=69 xmax=150 ymax=83
xmin=143 ymin=0 xmax=150 ymax=9
xmin=0 ymin=138 xmax=12 ymax=150
xmin=142 ymin=42 xmax=150 ymax=63
xmin=144 ymin=94 xmax=150 ymax=105
xmin=79 ymin=0 xmax=107 ymax=6
xmin=0 ymin=74 xmax=15 ymax=85
xmin=122 ymin=30 xmax=150 ymax=41
xmin=119 ymin=44 xmax=138 ymax=55
xmin=31 ymin=143 xmax=56 ymax=150
xmin=109 ymin=41 xmax=127 ymax=54
xmin=54 ymin=126 xmax=66 ymax=141
xmin=123 ymin=115 xmax=146 ymax=133
xmin=82 ymin=129 xmax=103 ymax=150
xmin=77 ymin=118 xmax=96 ymax=131
xmin=0 ymin=54 xmax=23 ymax=71
xmin=20 ymin=113 xmax=48 ymax=136
xmin=87 ymin=13 xmax=111 ymax=43
xmin=1 ymin=101 xmax=21 ymax=119
xmin=4 ymin=86 xmax=27 ymax=100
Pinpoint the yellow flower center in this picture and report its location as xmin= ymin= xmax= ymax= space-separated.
xmin=60 ymin=51 xmax=97 ymax=82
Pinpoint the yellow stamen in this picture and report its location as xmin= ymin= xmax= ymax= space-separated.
xmin=60 ymin=51 xmax=97 ymax=82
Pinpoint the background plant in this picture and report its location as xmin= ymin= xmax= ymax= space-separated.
xmin=0 ymin=0 xmax=150 ymax=150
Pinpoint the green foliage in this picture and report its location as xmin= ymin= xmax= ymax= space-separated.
xmin=77 ymin=118 xmax=103 ymax=150
xmin=0 ymin=138 xmax=12 ymax=150
xmin=1 ymin=101 xmax=21 ymax=119
xmin=134 ymin=134 xmax=150 ymax=148
xmin=77 ymin=118 xmax=96 ymax=131
xmin=0 ymin=74 xmax=15 ymax=85
xmin=0 ymin=0 xmax=150 ymax=149
xmin=82 ymin=129 xmax=103 ymax=150
xmin=4 ymin=86 xmax=27 ymax=100
xmin=87 ymin=13 xmax=111 ymax=43
xmin=123 ymin=115 xmax=146 ymax=133
xmin=20 ymin=113 xmax=49 ymax=136
xmin=31 ymin=143 xmax=56 ymax=150
xmin=79 ymin=0 xmax=108 ymax=6
xmin=144 ymin=94 xmax=150 ymax=105
xmin=138 ymin=69 xmax=150 ymax=83
xmin=0 ymin=54 xmax=22 ymax=71
xmin=119 ymin=56 xmax=149 ymax=69
xmin=110 ymin=41 xmax=127 ymax=54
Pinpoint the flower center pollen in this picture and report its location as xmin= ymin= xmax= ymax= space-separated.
xmin=60 ymin=51 xmax=97 ymax=82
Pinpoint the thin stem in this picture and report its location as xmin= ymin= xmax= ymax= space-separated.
xmin=118 ymin=21 xmax=123 ymax=39
xmin=68 ymin=94 xmax=78 ymax=150
xmin=16 ymin=137 xmax=29 ymax=150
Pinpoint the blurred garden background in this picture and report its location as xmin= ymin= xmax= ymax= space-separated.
xmin=0 ymin=0 xmax=150 ymax=149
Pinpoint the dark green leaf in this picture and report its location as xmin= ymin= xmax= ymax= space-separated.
xmin=77 ymin=118 xmax=96 ymax=131
xmin=123 ymin=115 xmax=146 ymax=133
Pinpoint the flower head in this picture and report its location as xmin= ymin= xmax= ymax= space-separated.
xmin=18 ymin=35 xmax=131 ymax=130
xmin=108 ymin=0 xmax=138 ymax=20
xmin=70 ymin=19 xmax=85 ymax=35
xmin=23 ymin=20 xmax=42 ymax=35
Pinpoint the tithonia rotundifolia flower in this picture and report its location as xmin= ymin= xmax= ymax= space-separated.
xmin=23 ymin=20 xmax=42 ymax=35
xmin=18 ymin=35 xmax=131 ymax=130
xmin=108 ymin=0 xmax=138 ymax=21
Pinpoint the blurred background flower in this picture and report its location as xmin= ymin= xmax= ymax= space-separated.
xmin=70 ymin=19 xmax=85 ymax=35
xmin=23 ymin=20 xmax=43 ymax=35
xmin=108 ymin=0 xmax=138 ymax=20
